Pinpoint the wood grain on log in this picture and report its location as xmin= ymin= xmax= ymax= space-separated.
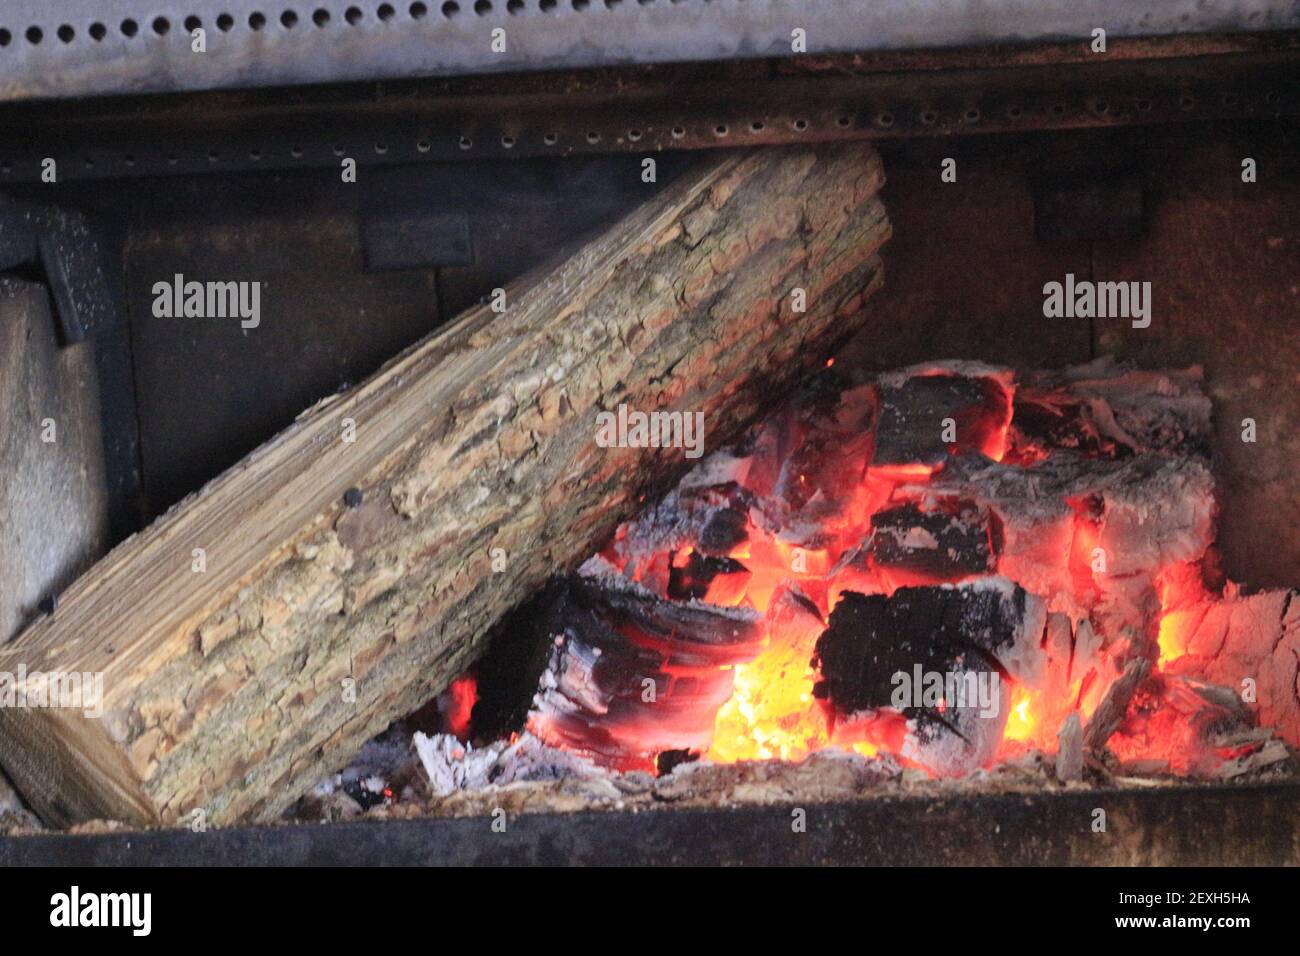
xmin=0 ymin=145 xmax=890 ymax=827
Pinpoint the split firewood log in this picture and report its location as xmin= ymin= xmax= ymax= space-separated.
xmin=0 ymin=145 xmax=890 ymax=827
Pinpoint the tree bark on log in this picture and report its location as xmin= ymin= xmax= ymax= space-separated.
xmin=0 ymin=145 xmax=890 ymax=828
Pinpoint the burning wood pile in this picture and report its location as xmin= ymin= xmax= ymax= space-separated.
xmin=381 ymin=358 xmax=1296 ymax=817
xmin=0 ymin=144 xmax=892 ymax=829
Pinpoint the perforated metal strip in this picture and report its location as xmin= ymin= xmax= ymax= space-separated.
xmin=0 ymin=41 xmax=1296 ymax=183
xmin=0 ymin=0 xmax=1298 ymax=102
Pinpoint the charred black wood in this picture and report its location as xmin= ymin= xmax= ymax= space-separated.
xmin=528 ymin=572 xmax=763 ymax=768
xmin=615 ymin=482 xmax=756 ymax=570
xmin=1009 ymin=362 xmax=1212 ymax=462
xmin=655 ymin=749 xmax=702 ymax=776
xmin=813 ymin=579 xmax=1043 ymax=773
xmin=1007 ymin=389 xmax=1132 ymax=460
xmin=772 ymin=382 xmax=875 ymax=514
xmin=667 ymin=551 xmax=750 ymax=601
xmin=867 ymin=500 xmax=998 ymax=581
xmin=571 ymin=573 xmax=763 ymax=656
xmin=468 ymin=579 xmax=579 ymax=744
xmin=872 ymin=373 xmax=1009 ymax=470
xmin=697 ymin=507 xmax=749 ymax=555
xmin=471 ymin=568 xmax=764 ymax=750
xmin=814 ymin=582 xmax=1027 ymax=718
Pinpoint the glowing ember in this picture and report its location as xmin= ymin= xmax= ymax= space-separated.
xmin=589 ymin=363 xmax=1049 ymax=771
xmin=708 ymin=586 xmax=827 ymax=762
xmin=1154 ymin=563 xmax=1212 ymax=666
xmin=439 ymin=674 xmax=478 ymax=740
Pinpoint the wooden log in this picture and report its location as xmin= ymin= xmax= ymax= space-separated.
xmin=0 ymin=145 xmax=890 ymax=827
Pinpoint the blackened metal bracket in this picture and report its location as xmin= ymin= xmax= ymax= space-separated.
xmin=0 ymin=198 xmax=122 ymax=343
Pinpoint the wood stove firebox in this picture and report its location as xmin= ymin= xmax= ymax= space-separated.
xmin=0 ymin=1 xmax=1297 ymax=867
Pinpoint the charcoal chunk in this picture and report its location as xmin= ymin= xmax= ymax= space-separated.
xmin=667 ymin=551 xmax=750 ymax=602
xmin=528 ymin=572 xmax=763 ymax=770
xmin=867 ymin=500 xmax=998 ymax=582
xmin=1008 ymin=390 xmax=1129 ymax=459
xmin=655 ymin=748 xmax=701 ymax=776
xmin=814 ymin=578 xmax=1044 ymax=775
xmin=1006 ymin=361 xmax=1213 ymax=462
xmin=697 ymin=507 xmax=749 ymax=555
xmin=814 ymin=584 xmax=1022 ymax=715
xmin=872 ymin=373 xmax=1010 ymax=470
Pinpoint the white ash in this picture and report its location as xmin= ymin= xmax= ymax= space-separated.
xmin=676 ymin=449 xmax=752 ymax=491
xmin=956 ymin=575 xmax=1048 ymax=688
xmin=608 ymin=488 xmax=729 ymax=562
xmin=1217 ymin=739 xmax=1291 ymax=779
xmin=1164 ymin=588 xmax=1300 ymax=747
xmin=421 ymin=745 xmax=908 ymax=817
xmin=896 ymin=527 xmax=940 ymax=550
xmin=372 ymin=727 xmax=1291 ymax=823
xmin=577 ymin=552 xmax=621 ymax=580
xmin=876 ymin=359 xmax=1014 ymax=390
xmin=1105 ymin=672 xmax=1292 ymax=779
xmin=1056 ymin=713 xmax=1084 ymax=783
xmin=413 ymin=731 xmax=615 ymax=798
xmin=1055 ymin=359 xmax=1212 ymax=456
xmin=0 ymin=771 xmax=42 ymax=833
xmin=651 ymin=748 xmax=902 ymax=804
xmin=309 ymin=728 xmax=417 ymax=800
xmin=906 ymin=451 xmax=1216 ymax=637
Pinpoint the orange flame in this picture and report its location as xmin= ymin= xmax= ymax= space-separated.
xmin=441 ymin=674 xmax=478 ymax=740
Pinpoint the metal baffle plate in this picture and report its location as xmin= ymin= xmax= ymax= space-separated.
xmin=0 ymin=0 xmax=1297 ymax=102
